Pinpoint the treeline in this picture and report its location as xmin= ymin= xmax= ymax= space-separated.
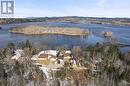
xmin=0 ymin=18 xmax=47 ymax=24
xmin=0 ymin=40 xmax=130 ymax=86
xmin=1 ymin=17 xmax=130 ymax=25
xmin=54 ymin=43 xmax=130 ymax=86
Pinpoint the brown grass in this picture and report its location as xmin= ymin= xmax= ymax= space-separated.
xmin=10 ymin=26 xmax=90 ymax=36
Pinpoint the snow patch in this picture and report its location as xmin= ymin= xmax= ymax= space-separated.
xmin=11 ymin=49 xmax=23 ymax=60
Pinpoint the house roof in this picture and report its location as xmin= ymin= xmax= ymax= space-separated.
xmin=38 ymin=50 xmax=58 ymax=56
xmin=39 ymin=54 xmax=49 ymax=58
xmin=65 ymin=51 xmax=71 ymax=54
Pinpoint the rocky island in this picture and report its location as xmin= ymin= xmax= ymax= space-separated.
xmin=101 ymin=31 xmax=113 ymax=37
xmin=10 ymin=26 xmax=90 ymax=36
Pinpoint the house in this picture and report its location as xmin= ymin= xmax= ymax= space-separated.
xmin=30 ymin=50 xmax=87 ymax=74
xmin=32 ymin=50 xmax=78 ymax=67
xmin=32 ymin=50 xmax=58 ymax=65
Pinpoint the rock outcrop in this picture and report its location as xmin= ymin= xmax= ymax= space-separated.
xmin=101 ymin=31 xmax=113 ymax=37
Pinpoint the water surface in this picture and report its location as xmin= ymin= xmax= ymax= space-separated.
xmin=0 ymin=22 xmax=130 ymax=52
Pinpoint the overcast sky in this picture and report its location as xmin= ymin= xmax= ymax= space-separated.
xmin=14 ymin=0 xmax=130 ymax=18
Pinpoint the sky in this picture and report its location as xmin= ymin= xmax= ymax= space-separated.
xmin=13 ymin=0 xmax=130 ymax=18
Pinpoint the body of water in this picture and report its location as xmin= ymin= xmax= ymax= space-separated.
xmin=0 ymin=22 xmax=130 ymax=52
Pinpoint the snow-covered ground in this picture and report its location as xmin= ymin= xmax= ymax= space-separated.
xmin=39 ymin=66 xmax=50 ymax=79
xmin=11 ymin=49 xmax=24 ymax=60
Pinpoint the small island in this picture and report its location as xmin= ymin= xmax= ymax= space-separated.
xmin=101 ymin=31 xmax=113 ymax=37
xmin=10 ymin=26 xmax=90 ymax=36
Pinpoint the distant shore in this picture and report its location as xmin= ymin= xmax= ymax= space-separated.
xmin=1 ymin=17 xmax=130 ymax=26
xmin=10 ymin=26 xmax=90 ymax=36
